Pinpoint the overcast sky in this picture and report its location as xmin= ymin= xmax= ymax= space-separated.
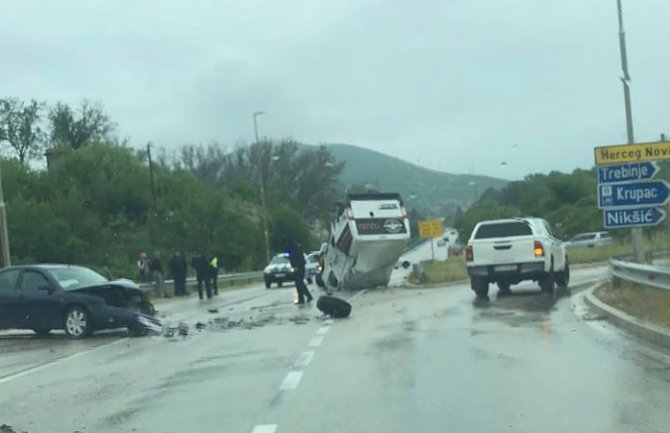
xmin=1 ymin=0 xmax=668 ymax=180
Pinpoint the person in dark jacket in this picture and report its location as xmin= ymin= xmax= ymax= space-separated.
xmin=288 ymin=239 xmax=313 ymax=304
xmin=191 ymin=251 xmax=209 ymax=300
xmin=150 ymin=251 xmax=167 ymax=298
xmin=169 ymin=251 xmax=187 ymax=296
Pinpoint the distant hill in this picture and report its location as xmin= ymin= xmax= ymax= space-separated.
xmin=322 ymin=143 xmax=508 ymax=217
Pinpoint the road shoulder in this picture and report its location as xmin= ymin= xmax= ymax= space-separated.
xmin=584 ymin=284 xmax=670 ymax=350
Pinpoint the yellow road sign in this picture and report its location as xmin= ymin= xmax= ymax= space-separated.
xmin=594 ymin=141 xmax=670 ymax=166
xmin=418 ymin=219 xmax=443 ymax=238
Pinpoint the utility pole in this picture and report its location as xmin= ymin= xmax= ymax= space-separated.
xmin=0 ymin=164 xmax=10 ymax=267
xmin=616 ymin=0 xmax=644 ymax=263
xmin=254 ymin=111 xmax=271 ymax=263
xmin=147 ymin=143 xmax=156 ymax=205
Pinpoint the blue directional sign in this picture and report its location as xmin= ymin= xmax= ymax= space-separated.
xmin=598 ymin=161 xmax=659 ymax=184
xmin=603 ymin=207 xmax=666 ymax=228
xmin=598 ymin=180 xmax=670 ymax=209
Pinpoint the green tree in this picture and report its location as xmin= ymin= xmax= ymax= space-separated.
xmin=0 ymin=98 xmax=45 ymax=163
xmin=48 ymin=100 xmax=116 ymax=150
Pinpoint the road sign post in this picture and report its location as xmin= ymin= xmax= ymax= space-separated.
xmin=418 ymin=219 xmax=444 ymax=262
xmin=603 ymin=207 xmax=666 ymax=229
xmin=598 ymin=180 xmax=670 ymax=209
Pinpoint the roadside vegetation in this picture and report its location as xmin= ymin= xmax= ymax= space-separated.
xmin=0 ymin=97 xmax=344 ymax=279
xmin=595 ymin=281 xmax=670 ymax=328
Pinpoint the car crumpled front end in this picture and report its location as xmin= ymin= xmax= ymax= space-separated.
xmin=71 ymin=280 xmax=162 ymax=334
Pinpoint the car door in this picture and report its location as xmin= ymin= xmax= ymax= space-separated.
xmin=17 ymin=270 xmax=64 ymax=330
xmin=0 ymin=269 xmax=22 ymax=328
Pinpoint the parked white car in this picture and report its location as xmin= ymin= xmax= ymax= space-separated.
xmin=564 ymin=231 xmax=614 ymax=248
xmin=466 ymin=217 xmax=569 ymax=297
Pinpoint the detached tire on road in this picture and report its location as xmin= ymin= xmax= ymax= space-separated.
xmin=64 ymin=305 xmax=93 ymax=338
xmin=316 ymin=295 xmax=352 ymax=318
xmin=471 ymin=278 xmax=489 ymax=298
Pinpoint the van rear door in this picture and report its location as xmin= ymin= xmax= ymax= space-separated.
xmin=349 ymin=196 xmax=407 ymax=236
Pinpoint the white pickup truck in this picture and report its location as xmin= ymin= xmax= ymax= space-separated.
xmin=466 ymin=217 xmax=569 ymax=297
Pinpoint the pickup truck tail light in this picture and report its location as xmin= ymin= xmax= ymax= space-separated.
xmin=466 ymin=245 xmax=474 ymax=262
xmin=533 ymin=240 xmax=545 ymax=257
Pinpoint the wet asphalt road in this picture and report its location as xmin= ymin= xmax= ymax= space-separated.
xmin=2 ymin=266 xmax=670 ymax=433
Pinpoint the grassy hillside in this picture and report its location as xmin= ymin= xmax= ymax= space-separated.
xmin=323 ymin=143 xmax=507 ymax=216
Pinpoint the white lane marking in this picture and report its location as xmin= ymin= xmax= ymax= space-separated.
xmin=308 ymin=335 xmax=323 ymax=347
xmin=295 ymin=350 xmax=315 ymax=368
xmin=316 ymin=326 xmax=330 ymax=335
xmin=280 ymin=371 xmax=303 ymax=390
xmin=323 ymin=319 xmax=334 ymax=325
xmin=0 ymin=339 xmax=126 ymax=385
xmin=251 ymin=425 xmax=277 ymax=433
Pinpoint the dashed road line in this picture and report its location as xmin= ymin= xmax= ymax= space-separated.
xmin=308 ymin=336 xmax=324 ymax=347
xmin=0 ymin=339 xmax=126 ymax=385
xmin=316 ymin=325 xmax=330 ymax=335
xmin=251 ymin=425 xmax=277 ymax=433
xmin=279 ymin=371 xmax=304 ymax=390
xmin=294 ymin=350 xmax=315 ymax=368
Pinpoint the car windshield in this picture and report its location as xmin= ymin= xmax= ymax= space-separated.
xmin=270 ymin=256 xmax=289 ymax=265
xmin=49 ymin=267 xmax=109 ymax=291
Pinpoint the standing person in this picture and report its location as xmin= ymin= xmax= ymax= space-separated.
xmin=150 ymin=251 xmax=167 ymax=298
xmin=169 ymin=252 xmax=186 ymax=296
xmin=288 ymin=239 xmax=313 ymax=305
xmin=191 ymin=251 xmax=209 ymax=300
xmin=209 ymin=254 xmax=219 ymax=296
xmin=137 ymin=252 xmax=151 ymax=282
xmin=180 ymin=251 xmax=188 ymax=296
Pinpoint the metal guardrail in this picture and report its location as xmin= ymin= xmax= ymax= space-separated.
xmin=138 ymin=271 xmax=263 ymax=292
xmin=609 ymin=259 xmax=670 ymax=291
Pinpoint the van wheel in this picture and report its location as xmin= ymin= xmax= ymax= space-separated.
xmin=278 ymin=281 xmax=283 ymax=288
xmin=316 ymin=295 xmax=352 ymax=318
xmin=471 ymin=278 xmax=489 ymax=298
xmin=555 ymin=259 xmax=570 ymax=288
xmin=265 ymin=279 xmax=271 ymax=289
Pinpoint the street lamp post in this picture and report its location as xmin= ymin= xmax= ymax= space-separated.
xmin=616 ymin=0 xmax=644 ymax=263
xmin=0 ymin=164 xmax=10 ymax=267
xmin=253 ymin=111 xmax=271 ymax=263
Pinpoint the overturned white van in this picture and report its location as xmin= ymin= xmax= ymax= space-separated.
xmin=321 ymin=193 xmax=411 ymax=291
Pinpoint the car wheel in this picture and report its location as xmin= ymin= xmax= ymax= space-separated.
xmin=555 ymin=259 xmax=570 ymax=288
xmin=64 ymin=306 xmax=93 ymax=338
xmin=278 ymin=281 xmax=283 ymax=288
xmin=539 ymin=260 xmax=555 ymax=293
xmin=32 ymin=329 xmax=51 ymax=337
xmin=497 ymin=281 xmax=511 ymax=295
xmin=316 ymin=295 xmax=352 ymax=318
xmin=471 ymin=278 xmax=489 ymax=298
xmin=265 ymin=279 xmax=271 ymax=289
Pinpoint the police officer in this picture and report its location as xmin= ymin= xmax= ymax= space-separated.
xmin=209 ymin=254 xmax=219 ymax=296
xmin=288 ymin=239 xmax=313 ymax=304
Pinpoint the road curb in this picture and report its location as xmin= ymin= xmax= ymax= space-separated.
xmin=584 ymin=285 xmax=670 ymax=350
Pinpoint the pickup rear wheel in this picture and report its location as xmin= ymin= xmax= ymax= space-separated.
xmin=471 ymin=278 xmax=489 ymax=298
xmin=555 ymin=259 xmax=570 ymax=288
xmin=497 ymin=282 xmax=511 ymax=294
xmin=539 ymin=260 xmax=555 ymax=293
